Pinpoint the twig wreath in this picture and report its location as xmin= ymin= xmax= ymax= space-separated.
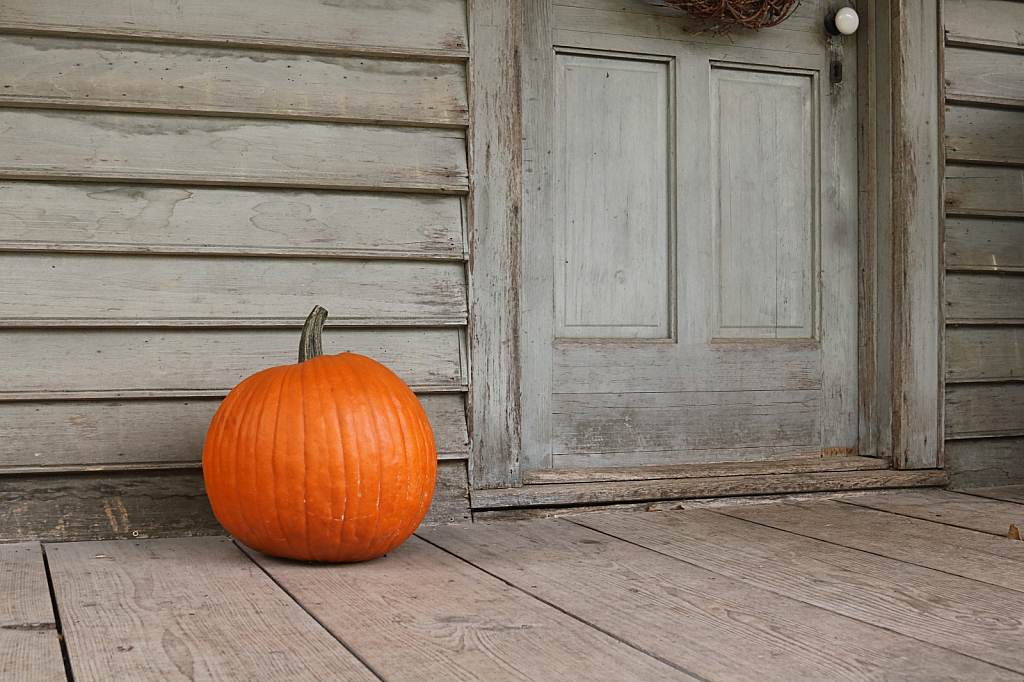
xmin=651 ymin=0 xmax=800 ymax=33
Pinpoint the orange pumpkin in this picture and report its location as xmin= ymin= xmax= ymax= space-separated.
xmin=202 ymin=306 xmax=436 ymax=562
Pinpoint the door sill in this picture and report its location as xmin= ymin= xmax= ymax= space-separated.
xmin=469 ymin=457 xmax=947 ymax=511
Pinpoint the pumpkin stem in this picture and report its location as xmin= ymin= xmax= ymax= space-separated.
xmin=299 ymin=305 xmax=328 ymax=362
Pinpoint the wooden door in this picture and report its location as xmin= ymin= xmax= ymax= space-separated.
xmin=522 ymin=0 xmax=859 ymax=469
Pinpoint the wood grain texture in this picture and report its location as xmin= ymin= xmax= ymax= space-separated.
xmin=422 ymin=460 xmax=472 ymax=524
xmin=946 ymin=164 xmax=1024 ymax=217
xmin=0 ymin=0 xmax=469 ymax=58
xmin=575 ymin=508 xmax=1024 ymax=673
xmin=0 ymin=110 xmax=468 ymax=192
xmin=945 ymin=46 xmax=1024 ymax=107
xmin=944 ymin=0 xmax=1024 ymax=53
xmin=0 ymin=328 xmax=465 ymax=396
xmin=718 ymin=500 xmax=1024 ymax=592
xmin=945 ymin=326 xmax=1024 ymax=382
xmin=246 ymin=535 xmax=690 ymax=682
xmin=839 ymin=488 xmax=1024 ymax=536
xmin=0 ymin=393 xmax=469 ymax=469
xmin=45 ymin=537 xmax=378 ymax=682
xmin=553 ymin=390 xmax=820 ymax=458
xmin=470 ymin=469 xmax=947 ymax=509
xmin=944 ymin=437 xmax=1024 ymax=488
xmin=0 ymin=543 xmax=66 ymax=682
xmin=0 ymin=471 xmax=224 ymax=542
xmin=945 ymin=272 xmax=1024 ymax=323
xmin=420 ymin=517 xmax=1016 ymax=682
xmin=961 ymin=484 xmax=1024 ymax=504
xmin=553 ymin=341 xmax=822 ymax=393
xmin=0 ymin=35 xmax=468 ymax=126
xmin=468 ymin=0 xmax=523 ymax=488
xmin=522 ymin=455 xmax=884 ymax=484
xmin=946 ymin=216 xmax=1024 ymax=272
xmin=0 ymin=182 xmax=466 ymax=259
xmin=890 ymin=0 xmax=943 ymax=469
xmin=946 ymin=383 xmax=1024 ymax=438
xmin=945 ymin=104 xmax=1024 ymax=165
xmin=0 ymin=253 xmax=467 ymax=326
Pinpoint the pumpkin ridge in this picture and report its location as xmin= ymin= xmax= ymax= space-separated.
xmin=267 ymin=367 xmax=302 ymax=558
xmin=361 ymin=356 xmax=395 ymax=559
xmin=226 ymin=368 xmax=279 ymax=547
xmin=297 ymin=362 xmax=315 ymax=562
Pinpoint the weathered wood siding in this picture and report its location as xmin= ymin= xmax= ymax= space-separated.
xmin=943 ymin=0 xmax=1024 ymax=486
xmin=0 ymin=0 xmax=472 ymax=540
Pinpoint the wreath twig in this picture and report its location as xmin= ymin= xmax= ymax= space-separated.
xmin=651 ymin=0 xmax=800 ymax=33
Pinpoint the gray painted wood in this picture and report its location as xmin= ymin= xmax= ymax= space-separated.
xmin=944 ymin=0 xmax=1024 ymax=54
xmin=945 ymin=272 xmax=1024 ymax=323
xmin=0 ymin=0 xmax=469 ymax=58
xmin=0 ymin=254 xmax=467 ymax=326
xmin=714 ymin=67 xmax=814 ymax=340
xmin=841 ymin=488 xmax=1024 ymax=536
xmin=470 ymin=469 xmax=947 ymax=508
xmin=946 ymin=383 xmax=1024 ymax=438
xmin=246 ymin=535 xmax=691 ymax=681
xmin=0 ymin=543 xmax=66 ymax=682
xmin=553 ymin=340 xmax=821 ymax=393
xmin=945 ymin=104 xmax=1024 ymax=165
xmin=522 ymin=0 xmax=859 ymax=473
xmin=945 ymin=46 xmax=1024 ymax=107
xmin=0 ymin=110 xmax=468 ymax=192
xmin=946 ymin=164 xmax=1024 ymax=217
xmin=946 ymin=326 xmax=1024 ymax=382
xmin=946 ymin=216 xmax=1024 ymax=272
xmin=0 ymin=393 xmax=469 ymax=470
xmin=422 ymin=460 xmax=472 ymax=524
xmin=468 ymin=0 xmax=524 ymax=489
xmin=0 ymin=35 xmax=468 ymax=127
xmin=944 ymin=437 xmax=1024 ymax=488
xmin=420 ymin=516 xmax=1014 ymax=681
xmin=45 ymin=537 xmax=379 ymax=682
xmin=576 ymin=508 xmax=1024 ymax=673
xmin=719 ymin=500 xmax=1024 ymax=592
xmin=0 ymin=182 xmax=465 ymax=260
xmin=552 ymin=390 xmax=821 ymax=463
xmin=0 ymin=471 xmax=224 ymax=542
xmin=890 ymin=0 xmax=943 ymax=469
xmin=554 ymin=53 xmax=671 ymax=339
xmin=522 ymin=455 xmax=885 ymax=484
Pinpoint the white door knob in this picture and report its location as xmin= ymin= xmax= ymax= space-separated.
xmin=825 ymin=7 xmax=859 ymax=35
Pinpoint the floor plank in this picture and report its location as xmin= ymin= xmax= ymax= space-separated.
xmin=245 ymin=535 xmax=692 ymax=682
xmin=573 ymin=508 xmax=1024 ymax=675
xmin=418 ymin=519 xmax=1017 ymax=682
xmin=839 ymin=489 xmax=1024 ymax=536
xmin=715 ymin=500 xmax=1024 ymax=592
xmin=0 ymin=543 xmax=66 ymax=682
xmin=962 ymin=484 xmax=1024 ymax=505
xmin=44 ymin=537 xmax=378 ymax=682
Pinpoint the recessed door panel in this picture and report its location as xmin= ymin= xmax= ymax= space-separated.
xmin=554 ymin=53 xmax=673 ymax=339
xmin=714 ymin=67 xmax=816 ymax=340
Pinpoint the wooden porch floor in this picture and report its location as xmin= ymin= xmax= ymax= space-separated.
xmin=6 ymin=487 xmax=1024 ymax=682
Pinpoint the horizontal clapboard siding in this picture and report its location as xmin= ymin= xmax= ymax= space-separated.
xmin=946 ymin=326 xmax=1024 ymax=383
xmin=0 ymin=0 xmax=469 ymax=58
xmin=0 ymin=36 xmax=468 ymax=126
xmin=942 ymin=6 xmax=1024 ymax=485
xmin=0 ymin=0 xmax=473 ymax=539
xmin=0 ymin=110 xmax=468 ymax=192
xmin=0 ymin=253 xmax=468 ymax=325
xmin=0 ymin=393 xmax=469 ymax=471
xmin=0 ymin=182 xmax=466 ymax=260
xmin=0 ymin=328 xmax=466 ymax=396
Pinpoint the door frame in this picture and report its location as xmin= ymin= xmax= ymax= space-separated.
xmin=466 ymin=0 xmax=944 ymax=490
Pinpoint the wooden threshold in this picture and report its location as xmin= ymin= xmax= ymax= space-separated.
xmin=471 ymin=457 xmax=947 ymax=510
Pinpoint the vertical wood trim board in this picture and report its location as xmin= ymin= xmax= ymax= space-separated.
xmin=467 ymin=0 xmax=524 ymax=488
xmin=890 ymin=0 xmax=943 ymax=468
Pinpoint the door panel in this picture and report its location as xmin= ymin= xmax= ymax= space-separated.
xmin=524 ymin=0 xmax=858 ymax=470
